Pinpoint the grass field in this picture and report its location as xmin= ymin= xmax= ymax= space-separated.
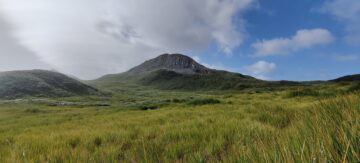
xmin=0 ymin=83 xmax=359 ymax=162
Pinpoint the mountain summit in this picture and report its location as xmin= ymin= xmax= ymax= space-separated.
xmin=127 ymin=54 xmax=211 ymax=75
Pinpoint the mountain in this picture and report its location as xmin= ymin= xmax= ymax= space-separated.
xmin=127 ymin=54 xmax=211 ymax=75
xmin=331 ymin=74 xmax=360 ymax=82
xmin=90 ymin=54 xmax=262 ymax=90
xmin=0 ymin=70 xmax=100 ymax=99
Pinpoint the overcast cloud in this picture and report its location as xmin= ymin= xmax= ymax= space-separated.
xmin=0 ymin=0 xmax=255 ymax=79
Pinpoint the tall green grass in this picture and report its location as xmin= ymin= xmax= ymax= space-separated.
xmin=0 ymin=91 xmax=358 ymax=162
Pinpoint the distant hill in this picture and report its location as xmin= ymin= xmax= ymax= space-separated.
xmin=331 ymin=74 xmax=360 ymax=82
xmin=90 ymin=54 xmax=263 ymax=90
xmin=0 ymin=70 xmax=100 ymax=99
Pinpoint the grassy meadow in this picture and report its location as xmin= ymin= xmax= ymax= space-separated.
xmin=0 ymin=83 xmax=359 ymax=162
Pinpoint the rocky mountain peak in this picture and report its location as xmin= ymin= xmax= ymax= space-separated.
xmin=127 ymin=54 xmax=211 ymax=75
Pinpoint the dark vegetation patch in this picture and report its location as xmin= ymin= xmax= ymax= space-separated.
xmin=171 ymin=98 xmax=187 ymax=103
xmin=134 ymin=97 xmax=221 ymax=109
xmin=94 ymin=137 xmax=102 ymax=147
xmin=24 ymin=108 xmax=45 ymax=114
xmin=136 ymin=100 xmax=171 ymax=110
xmin=187 ymin=98 xmax=221 ymax=106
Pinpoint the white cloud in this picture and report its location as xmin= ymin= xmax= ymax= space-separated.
xmin=321 ymin=0 xmax=360 ymax=45
xmin=252 ymin=28 xmax=334 ymax=56
xmin=246 ymin=61 xmax=276 ymax=79
xmin=0 ymin=0 xmax=255 ymax=79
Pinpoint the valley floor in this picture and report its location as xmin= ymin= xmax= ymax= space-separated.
xmin=0 ymin=83 xmax=359 ymax=162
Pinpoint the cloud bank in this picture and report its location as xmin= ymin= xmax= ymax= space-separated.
xmin=252 ymin=28 xmax=334 ymax=57
xmin=0 ymin=0 xmax=254 ymax=79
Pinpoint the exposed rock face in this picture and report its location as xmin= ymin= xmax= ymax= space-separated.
xmin=127 ymin=54 xmax=211 ymax=75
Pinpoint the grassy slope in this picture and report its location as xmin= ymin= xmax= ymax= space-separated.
xmin=0 ymin=83 xmax=359 ymax=162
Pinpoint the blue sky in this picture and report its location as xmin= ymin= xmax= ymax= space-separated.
xmin=0 ymin=0 xmax=359 ymax=80
xmin=195 ymin=0 xmax=360 ymax=81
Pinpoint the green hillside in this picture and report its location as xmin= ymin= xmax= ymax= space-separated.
xmin=0 ymin=70 xmax=100 ymax=99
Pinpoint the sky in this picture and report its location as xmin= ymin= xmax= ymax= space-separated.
xmin=0 ymin=0 xmax=359 ymax=81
